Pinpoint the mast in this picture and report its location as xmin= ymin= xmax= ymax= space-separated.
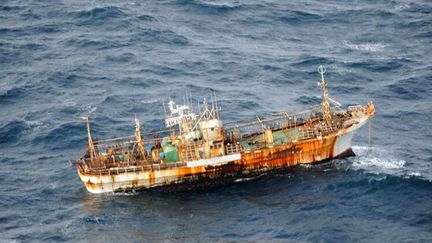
xmin=80 ymin=116 xmax=97 ymax=163
xmin=317 ymin=65 xmax=331 ymax=125
xmin=134 ymin=116 xmax=146 ymax=159
xmin=135 ymin=115 xmax=145 ymax=158
xmin=210 ymin=91 xmax=216 ymax=118
xmin=214 ymin=90 xmax=219 ymax=119
xmin=203 ymin=98 xmax=209 ymax=119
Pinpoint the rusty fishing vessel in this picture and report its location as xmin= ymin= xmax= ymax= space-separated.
xmin=73 ymin=66 xmax=376 ymax=194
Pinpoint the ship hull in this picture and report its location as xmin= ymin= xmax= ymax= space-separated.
xmin=78 ymin=123 xmax=361 ymax=194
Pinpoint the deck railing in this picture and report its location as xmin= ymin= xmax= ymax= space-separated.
xmin=226 ymin=142 xmax=243 ymax=155
xmin=224 ymin=105 xmax=324 ymax=137
xmin=80 ymin=158 xmax=188 ymax=176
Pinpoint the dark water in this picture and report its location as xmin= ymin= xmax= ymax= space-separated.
xmin=1 ymin=0 xmax=432 ymax=241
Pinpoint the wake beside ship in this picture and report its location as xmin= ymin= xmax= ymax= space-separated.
xmin=72 ymin=66 xmax=376 ymax=193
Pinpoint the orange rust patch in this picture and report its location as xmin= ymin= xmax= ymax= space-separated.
xmin=240 ymin=134 xmax=338 ymax=170
xmin=149 ymin=170 xmax=155 ymax=185
xmin=85 ymin=180 xmax=98 ymax=191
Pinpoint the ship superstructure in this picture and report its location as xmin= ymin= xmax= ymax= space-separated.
xmin=74 ymin=66 xmax=375 ymax=193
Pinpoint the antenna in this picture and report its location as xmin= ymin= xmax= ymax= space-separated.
xmin=210 ymin=90 xmax=216 ymax=118
xmin=189 ymin=90 xmax=193 ymax=113
xmin=186 ymin=89 xmax=190 ymax=111
xmin=203 ymin=98 xmax=209 ymax=119
xmin=162 ymin=99 xmax=166 ymax=115
xmin=214 ymin=90 xmax=219 ymax=119
xmin=186 ymin=89 xmax=190 ymax=108
xmin=198 ymin=97 xmax=202 ymax=114
xmin=186 ymin=89 xmax=191 ymax=111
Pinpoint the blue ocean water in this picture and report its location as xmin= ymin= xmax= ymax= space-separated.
xmin=1 ymin=0 xmax=432 ymax=241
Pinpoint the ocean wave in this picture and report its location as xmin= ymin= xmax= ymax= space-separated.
xmin=140 ymin=98 xmax=161 ymax=105
xmin=0 ymin=86 xmax=26 ymax=100
xmin=133 ymin=28 xmax=189 ymax=46
xmin=234 ymin=174 xmax=264 ymax=183
xmin=178 ymin=0 xmax=244 ymax=11
xmin=74 ymin=6 xmax=126 ymax=22
xmin=344 ymin=41 xmax=387 ymax=52
xmin=332 ymin=85 xmax=364 ymax=95
xmin=23 ymin=120 xmax=49 ymax=133
xmin=0 ymin=118 xmax=49 ymax=144
xmin=291 ymin=55 xmax=334 ymax=68
xmin=61 ymin=36 xmax=130 ymax=49
xmin=0 ymin=23 xmax=64 ymax=37
xmin=346 ymin=59 xmax=404 ymax=72
xmin=34 ymin=122 xmax=87 ymax=149
xmin=80 ymin=105 xmax=97 ymax=114
xmin=0 ymin=27 xmax=23 ymax=35
xmin=104 ymin=52 xmax=136 ymax=63
xmin=400 ymin=19 xmax=430 ymax=29
xmin=9 ymin=43 xmax=47 ymax=52
xmin=0 ymin=5 xmax=24 ymax=12
xmin=0 ymin=121 xmax=27 ymax=144
xmin=137 ymin=14 xmax=157 ymax=22
xmin=295 ymin=95 xmax=321 ymax=105
xmin=61 ymin=38 xmax=104 ymax=49
xmin=47 ymin=72 xmax=80 ymax=86
xmin=399 ymin=2 xmax=431 ymax=14
xmin=275 ymin=10 xmax=322 ymax=24
xmin=350 ymin=146 xmax=410 ymax=178
xmin=20 ymin=9 xmax=42 ymax=21
xmin=413 ymin=31 xmax=432 ymax=39
xmin=353 ymin=156 xmax=405 ymax=170
xmin=110 ymin=191 xmax=141 ymax=196
xmin=385 ymin=77 xmax=425 ymax=101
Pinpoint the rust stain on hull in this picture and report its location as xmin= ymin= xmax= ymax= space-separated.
xmin=77 ymin=130 xmax=357 ymax=193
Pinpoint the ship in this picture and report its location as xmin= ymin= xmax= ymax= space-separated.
xmin=72 ymin=66 xmax=376 ymax=194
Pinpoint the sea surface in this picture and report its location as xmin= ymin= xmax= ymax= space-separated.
xmin=1 ymin=0 xmax=432 ymax=242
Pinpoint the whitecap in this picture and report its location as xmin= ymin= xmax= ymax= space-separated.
xmin=352 ymin=156 xmax=405 ymax=170
xmin=350 ymin=146 xmax=407 ymax=177
xmin=80 ymin=105 xmax=97 ymax=114
xmin=407 ymin=172 xmax=421 ymax=177
xmin=394 ymin=4 xmax=410 ymax=11
xmin=344 ymin=41 xmax=388 ymax=52
xmin=110 ymin=190 xmax=140 ymax=196
xmin=299 ymin=164 xmax=312 ymax=168
xmin=234 ymin=174 xmax=263 ymax=182
xmin=26 ymin=120 xmax=44 ymax=128
xmin=140 ymin=98 xmax=160 ymax=104
xmin=197 ymin=0 xmax=242 ymax=9
xmin=23 ymin=120 xmax=49 ymax=133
